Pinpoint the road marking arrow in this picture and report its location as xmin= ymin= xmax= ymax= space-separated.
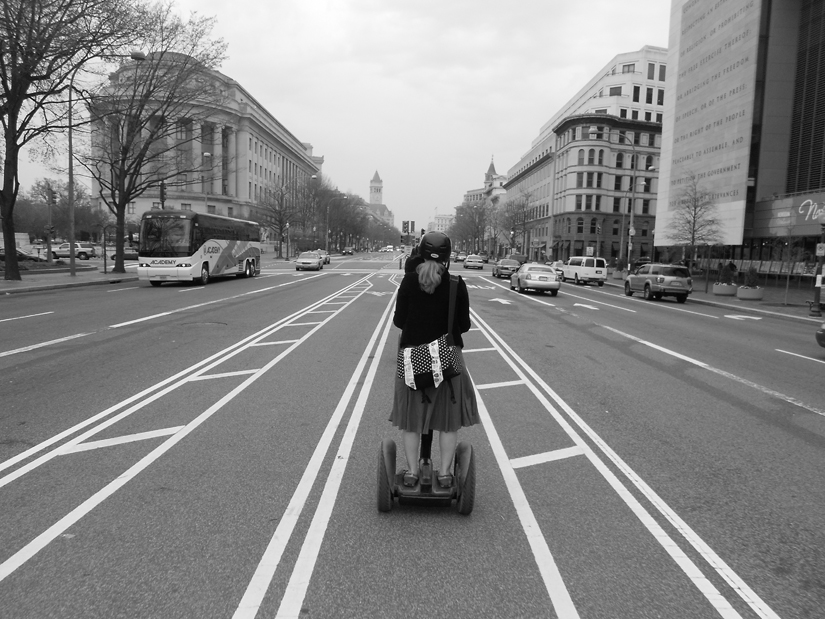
xmin=725 ymin=315 xmax=762 ymax=320
xmin=490 ymin=298 xmax=512 ymax=305
xmin=573 ymin=303 xmax=599 ymax=310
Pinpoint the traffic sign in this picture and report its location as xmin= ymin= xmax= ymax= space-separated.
xmin=816 ymin=243 xmax=825 ymax=257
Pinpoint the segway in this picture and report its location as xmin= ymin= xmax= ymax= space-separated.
xmin=377 ymin=430 xmax=475 ymax=515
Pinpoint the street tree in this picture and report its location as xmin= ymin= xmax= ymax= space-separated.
xmin=667 ymin=172 xmax=722 ymax=264
xmin=259 ymin=178 xmax=302 ymax=258
xmin=81 ymin=4 xmax=228 ymax=273
xmin=501 ymin=188 xmax=534 ymax=253
xmin=1 ymin=0 xmax=141 ymax=280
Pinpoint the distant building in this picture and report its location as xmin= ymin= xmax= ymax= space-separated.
xmin=90 ymin=57 xmax=322 ymax=226
xmin=462 ymin=159 xmax=507 ymax=205
xmin=657 ymin=0 xmax=825 ymax=270
xmin=364 ymin=170 xmax=394 ymax=226
xmin=428 ymin=212 xmax=454 ymax=233
xmin=504 ymin=46 xmax=667 ymax=262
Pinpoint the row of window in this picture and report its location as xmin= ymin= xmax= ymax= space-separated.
xmin=576 ymin=149 xmax=656 ymax=169
xmin=575 ymin=173 xmax=654 ymax=192
xmin=619 ymin=62 xmax=666 ymax=82
xmin=571 ymin=195 xmax=652 ymax=214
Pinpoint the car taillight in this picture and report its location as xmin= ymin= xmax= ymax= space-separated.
xmin=656 ymin=277 xmax=665 ymax=283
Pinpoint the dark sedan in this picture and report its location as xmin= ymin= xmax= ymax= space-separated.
xmin=492 ymin=259 xmax=520 ymax=279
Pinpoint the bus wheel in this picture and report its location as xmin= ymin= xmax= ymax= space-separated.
xmin=247 ymin=261 xmax=255 ymax=278
xmin=199 ymin=264 xmax=210 ymax=285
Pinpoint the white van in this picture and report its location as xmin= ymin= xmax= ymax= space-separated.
xmin=562 ymin=256 xmax=607 ymax=286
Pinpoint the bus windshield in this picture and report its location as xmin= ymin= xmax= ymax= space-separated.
xmin=139 ymin=216 xmax=193 ymax=257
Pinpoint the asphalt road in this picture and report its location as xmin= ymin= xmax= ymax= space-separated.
xmin=1 ymin=255 xmax=823 ymax=618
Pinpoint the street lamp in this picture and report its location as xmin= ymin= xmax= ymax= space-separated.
xmin=67 ymin=51 xmax=145 ymax=276
xmin=202 ymin=151 xmax=212 ymax=210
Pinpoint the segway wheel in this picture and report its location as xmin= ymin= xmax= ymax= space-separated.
xmin=377 ymin=439 xmax=396 ymax=512
xmin=455 ymin=442 xmax=475 ymax=515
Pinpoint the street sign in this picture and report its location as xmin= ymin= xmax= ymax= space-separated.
xmin=816 ymin=243 xmax=825 ymax=257
xmin=629 ymin=227 xmax=636 ymax=236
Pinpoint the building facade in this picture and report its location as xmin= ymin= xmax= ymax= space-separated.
xmin=91 ymin=58 xmax=322 ymax=228
xmin=365 ymin=171 xmax=394 ymax=226
xmin=658 ymin=0 xmax=825 ymax=271
xmin=504 ymin=46 xmax=667 ymax=262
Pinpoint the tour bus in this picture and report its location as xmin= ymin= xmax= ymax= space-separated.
xmin=137 ymin=210 xmax=261 ymax=286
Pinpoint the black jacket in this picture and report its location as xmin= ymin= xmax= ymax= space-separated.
xmin=394 ymin=260 xmax=471 ymax=348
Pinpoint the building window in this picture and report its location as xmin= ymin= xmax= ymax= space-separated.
xmin=576 ymin=195 xmax=582 ymax=210
xmin=613 ymin=198 xmax=621 ymax=213
xmin=656 ymin=113 xmax=663 ymax=123
xmin=566 ymin=218 xmax=571 ymax=233
xmin=609 ymin=86 xmax=622 ymax=96
xmin=642 ymin=199 xmax=651 ymax=214
xmin=588 ymin=149 xmax=595 ymax=164
xmin=646 ymin=88 xmax=653 ymax=104
xmin=152 ymin=202 xmax=160 ymax=209
xmin=598 ymin=150 xmax=604 ymax=165
xmin=648 ymin=63 xmax=655 ymax=80
xmin=586 ymin=172 xmax=594 ymax=187
xmin=633 ymin=86 xmax=640 ymax=102
xmin=613 ymin=219 xmax=620 ymax=235
xmin=622 ymin=63 xmax=635 ymax=73
xmin=632 ymin=110 xmax=639 ymax=120
xmin=207 ymin=205 xmax=216 ymax=214
xmin=585 ymin=195 xmax=593 ymax=210
xmin=620 ymin=108 xmax=628 ymax=118
xmin=227 ymin=207 xmax=234 ymax=217
xmin=646 ymin=155 xmax=654 ymax=169
xmin=577 ymin=217 xmax=584 ymax=233
xmin=614 ymin=175 xmax=623 ymax=190
xmin=634 ymin=131 xmax=641 ymax=145
xmin=659 ymin=65 xmax=666 ymax=81
xmin=594 ymin=108 xmax=607 ymax=114
xmin=596 ymin=172 xmax=603 ymax=188
xmin=642 ymin=222 xmax=649 ymax=236
xmin=590 ymin=218 xmax=597 ymax=234
xmin=657 ymin=89 xmax=664 ymax=106
xmin=576 ymin=172 xmax=584 ymax=188
xmin=616 ymin=152 xmax=624 ymax=168
xmin=578 ymin=149 xmax=585 ymax=165
xmin=645 ymin=111 xmax=652 ymax=121
xmin=181 ymin=203 xmax=191 ymax=211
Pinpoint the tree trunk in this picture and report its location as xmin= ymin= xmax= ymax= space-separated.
xmin=1 ymin=143 xmax=22 ymax=281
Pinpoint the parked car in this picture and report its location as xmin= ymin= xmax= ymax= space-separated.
xmin=624 ymin=263 xmax=692 ymax=303
xmin=492 ymin=258 xmax=520 ymax=279
xmin=316 ymin=249 xmax=330 ymax=264
xmin=52 ymin=242 xmax=97 ymax=260
xmin=295 ymin=251 xmax=323 ymax=271
xmin=817 ymin=320 xmax=825 ymax=348
xmin=463 ymin=254 xmax=484 ymax=269
xmin=342 ymin=247 xmax=354 ymax=256
xmin=561 ymin=256 xmax=607 ymax=286
xmin=510 ymin=263 xmax=560 ymax=296
xmin=0 ymin=247 xmax=48 ymax=262
xmin=477 ymin=250 xmax=489 ymax=263
xmin=456 ymin=251 xmax=467 ymax=262
xmin=111 ymin=246 xmax=139 ymax=260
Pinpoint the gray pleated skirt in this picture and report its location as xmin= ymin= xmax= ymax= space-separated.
xmin=389 ymin=348 xmax=481 ymax=433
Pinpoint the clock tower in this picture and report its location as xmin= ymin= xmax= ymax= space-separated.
xmin=370 ymin=171 xmax=383 ymax=205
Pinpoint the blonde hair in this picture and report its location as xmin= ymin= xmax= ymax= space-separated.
xmin=416 ymin=260 xmax=444 ymax=294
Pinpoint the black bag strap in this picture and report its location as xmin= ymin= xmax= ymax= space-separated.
xmin=446 ymin=274 xmax=458 ymax=345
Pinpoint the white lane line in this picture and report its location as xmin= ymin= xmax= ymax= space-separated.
xmin=59 ymin=427 xmax=184 ymax=454
xmin=0 ymin=333 xmax=91 ymax=359
xmin=307 ymin=310 xmax=337 ymax=314
xmin=109 ymin=274 xmax=326 ymax=328
xmin=463 ymin=347 xmax=497 ymax=353
xmin=776 ymin=349 xmax=825 ymax=365
xmin=0 ymin=277 xmax=373 ymax=482
xmin=474 ymin=311 xmax=774 ymax=619
xmin=476 ymin=379 xmax=525 ymax=390
xmin=603 ymin=325 xmax=825 ymax=418
xmin=0 ymin=311 xmax=54 ymax=323
xmin=179 ymin=287 xmax=204 ymax=292
xmin=473 ymin=379 xmax=581 ymax=618
xmin=105 ymin=288 xmax=136 ymax=293
xmin=273 ymin=295 xmax=397 ymax=619
xmin=287 ymin=321 xmax=323 ymax=327
xmin=188 ymin=370 xmax=259 ymax=381
xmin=250 ymin=340 xmax=300 ymax=347
xmin=0 ymin=280 xmax=374 ymax=583
xmin=510 ymin=446 xmax=585 ymax=469
xmin=232 ymin=291 xmax=396 ymax=619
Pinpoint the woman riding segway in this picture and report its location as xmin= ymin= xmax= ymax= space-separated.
xmin=378 ymin=231 xmax=480 ymax=513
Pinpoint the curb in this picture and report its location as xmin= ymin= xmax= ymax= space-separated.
xmin=1 ymin=276 xmax=139 ymax=295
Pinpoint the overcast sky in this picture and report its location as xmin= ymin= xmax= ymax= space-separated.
xmin=20 ymin=0 xmax=672 ymax=231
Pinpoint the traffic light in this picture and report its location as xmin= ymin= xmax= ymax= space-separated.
xmin=410 ymin=221 xmax=415 ymax=234
xmin=402 ymin=221 xmax=409 ymax=234
xmin=400 ymin=235 xmax=404 ymax=244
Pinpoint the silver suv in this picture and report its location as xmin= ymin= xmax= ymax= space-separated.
xmin=52 ymin=242 xmax=97 ymax=260
xmin=625 ymin=263 xmax=692 ymax=303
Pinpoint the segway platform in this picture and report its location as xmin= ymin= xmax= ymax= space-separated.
xmin=377 ymin=433 xmax=476 ymax=515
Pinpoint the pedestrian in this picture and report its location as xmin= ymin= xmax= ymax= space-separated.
xmin=391 ymin=231 xmax=481 ymax=488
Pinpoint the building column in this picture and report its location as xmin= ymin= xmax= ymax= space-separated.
xmin=227 ymin=126 xmax=236 ymax=197
xmin=212 ymin=126 xmax=223 ymax=195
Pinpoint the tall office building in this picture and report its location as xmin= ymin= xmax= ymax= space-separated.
xmin=658 ymin=0 xmax=825 ymax=266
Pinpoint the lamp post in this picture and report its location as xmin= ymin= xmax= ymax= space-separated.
xmin=67 ymin=51 xmax=145 ymax=276
xmin=202 ymin=151 xmax=212 ymax=211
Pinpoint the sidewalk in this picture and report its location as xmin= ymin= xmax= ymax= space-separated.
xmin=2 ymin=258 xmax=823 ymax=324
